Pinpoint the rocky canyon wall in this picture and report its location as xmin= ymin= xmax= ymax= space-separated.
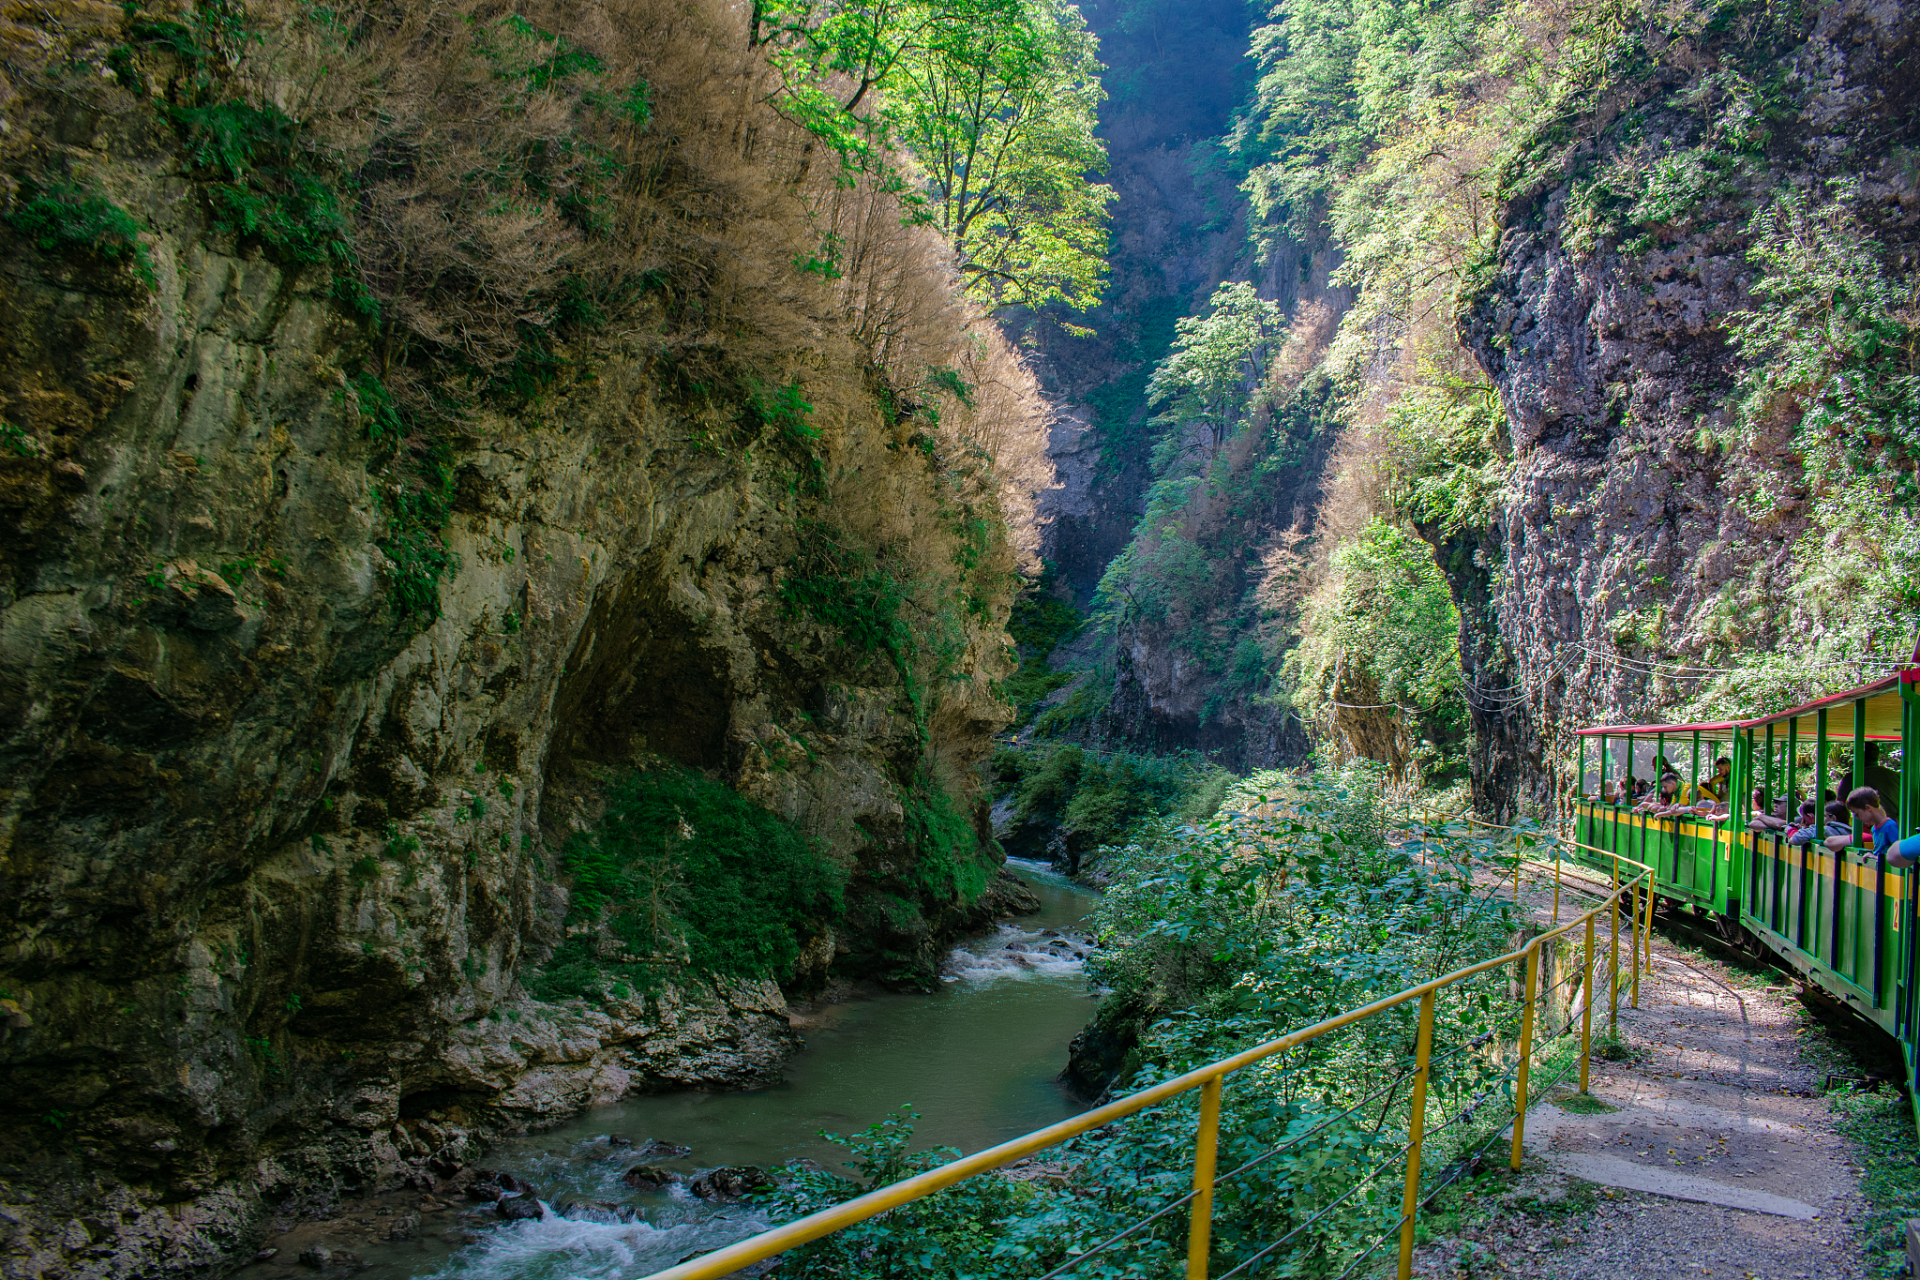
xmin=1457 ymin=0 xmax=1920 ymax=816
xmin=0 ymin=2 xmax=1044 ymax=1274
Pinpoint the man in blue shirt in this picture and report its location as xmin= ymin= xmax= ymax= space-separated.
xmin=1836 ymin=787 xmax=1920 ymax=865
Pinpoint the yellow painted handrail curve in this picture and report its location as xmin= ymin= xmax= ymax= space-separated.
xmin=640 ymin=836 xmax=1654 ymax=1280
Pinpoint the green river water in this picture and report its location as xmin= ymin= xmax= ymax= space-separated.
xmin=275 ymin=860 xmax=1098 ymax=1280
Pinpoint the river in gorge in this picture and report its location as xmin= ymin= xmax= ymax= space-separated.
xmin=256 ymin=860 xmax=1100 ymax=1280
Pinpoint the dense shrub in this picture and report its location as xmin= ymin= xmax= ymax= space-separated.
xmin=533 ymin=766 xmax=845 ymax=1000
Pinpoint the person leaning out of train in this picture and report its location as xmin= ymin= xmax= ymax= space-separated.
xmin=1635 ymin=773 xmax=1685 ymax=815
xmin=1791 ymin=800 xmax=1854 ymax=847
xmin=1697 ymin=756 xmax=1734 ymax=803
xmin=1690 ymin=796 xmax=1730 ymax=821
xmin=1748 ymin=788 xmax=1791 ymax=832
xmin=1840 ymin=787 xmax=1920 ymax=866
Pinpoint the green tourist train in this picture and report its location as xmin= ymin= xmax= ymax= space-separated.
xmin=1572 ymin=659 xmax=1920 ymax=1103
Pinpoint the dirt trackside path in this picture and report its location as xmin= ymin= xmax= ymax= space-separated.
xmin=1409 ymin=910 xmax=1880 ymax=1279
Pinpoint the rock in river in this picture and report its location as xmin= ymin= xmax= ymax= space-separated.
xmin=621 ymin=1165 xmax=676 ymax=1191
xmin=689 ymin=1166 xmax=775 ymax=1203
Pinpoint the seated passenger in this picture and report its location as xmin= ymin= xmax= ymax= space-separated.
xmin=1749 ymin=788 xmax=1790 ymax=831
xmin=1791 ymin=801 xmax=1852 ymax=847
xmin=1636 ymin=773 xmax=1684 ymax=814
xmin=1842 ymin=787 xmax=1920 ymax=866
xmin=1697 ymin=756 xmax=1733 ymax=803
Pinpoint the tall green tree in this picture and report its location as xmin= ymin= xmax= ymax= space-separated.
xmin=753 ymin=0 xmax=1113 ymax=310
xmin=1146 ymin=281 xmax=1284 ymax=453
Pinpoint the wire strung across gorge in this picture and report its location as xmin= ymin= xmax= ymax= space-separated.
xmin=1567 ymin=638 xmax=1911 ymax=683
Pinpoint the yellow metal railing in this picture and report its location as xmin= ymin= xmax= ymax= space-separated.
xmin=642 ymin=835 xmax=1656 ymax=1280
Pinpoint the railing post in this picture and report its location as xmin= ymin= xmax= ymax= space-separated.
xmin=1396 ymin=989 xmax=1437 ymax=1280
xmin=1630 ymin=877 xmax=1642 ymax=1009
xmin=1510 ymin=942 xmax=1541 ymax=1171
xmin=1186 ymin=1074 xmax=1222 ymax=1280
xmin=1609 ymin=881 xmax=1621 ymax=1037
xmin=1644 ymin=872 xmax=1655 ymax=971
xmin=1580 ymin=913 xmax=1595 ymax=1093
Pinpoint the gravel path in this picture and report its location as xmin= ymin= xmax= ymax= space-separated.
xmin=1408 ymin=885 xmax=1878 ymax=1280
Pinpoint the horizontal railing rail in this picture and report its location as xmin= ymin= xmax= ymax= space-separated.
xmin=640 ymin=827 xmax=1653 ymax=1280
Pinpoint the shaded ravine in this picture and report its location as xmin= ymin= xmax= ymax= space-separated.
xmin=241 ymin=861 xmax=1097 ymax=1280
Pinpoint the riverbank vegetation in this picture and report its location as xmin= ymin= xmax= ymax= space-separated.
xmin=990 ymin=742 xmax=1232 ymax=870
xmin=776 ymin=764 xmax=1567 ymax=1277
xmin=532 ymin=766 xmax=846 ymax=1002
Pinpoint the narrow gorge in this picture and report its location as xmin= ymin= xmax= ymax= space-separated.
xmin=2 ymin=0 xmax=1917 ymax=1276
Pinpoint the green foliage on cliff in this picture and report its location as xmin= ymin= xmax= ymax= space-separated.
xmin=3 ymin=186 xmax=155 ymax=289
xmin=1732 ymin=193 xmax=1920 ymax=485
xmin=1677 ymin=190 xmax=1920 ymax=718
xmin=902 ymin=773 xmax=995 ymax=904
xmin=1090 ymin=366 xmax=1339 ymax=715
xmin=753 ymin=0 xmax=1114 ymax=310
xmin=172 ymin=100 xmax=366 ymax=302
xmin=1003 ymin=568 xmax=1084 ymax=726
xmin=1286 ymin=520 xmax=1468 ymax=783
xmin=534 ymin=765 xmax=845 ymax=1000
xmin=346 ymin=373 xmax=459 ymax=620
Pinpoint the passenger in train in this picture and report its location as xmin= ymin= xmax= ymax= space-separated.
xmin=1842 ymin=787 xmax=1920 ymax=865
xmin=1790 ymin=801 xmax=1853 ymax=847
xmin=1697 ymin=756 xmax=1734 ymax=802
xmin=1635 ymin=773 xmax=1685 ymax=815
xmin=1748 ymin=788 xmax=1790 ymax=831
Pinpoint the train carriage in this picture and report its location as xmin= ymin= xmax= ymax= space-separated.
xmin=1570 ymin=665 xmax=1920 ymax=1104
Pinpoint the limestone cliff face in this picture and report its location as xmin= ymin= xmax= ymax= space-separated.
xmin=0 ymin=4 xmax=1039 ymax=1273
xmin=1456 ymin=0 xmax=1920 ymax=815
